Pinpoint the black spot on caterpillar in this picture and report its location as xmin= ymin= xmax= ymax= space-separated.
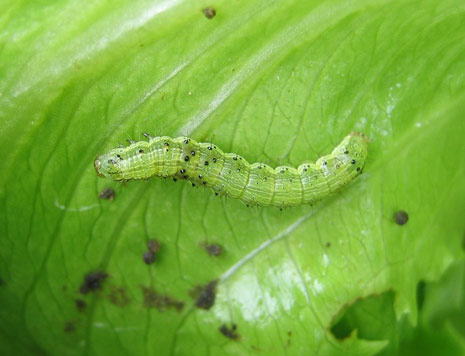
xmin=94 ymin=133 xmax=368 ymax=208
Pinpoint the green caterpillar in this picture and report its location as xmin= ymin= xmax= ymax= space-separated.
xmin=94 ymin=133 xmax=368 ymax=208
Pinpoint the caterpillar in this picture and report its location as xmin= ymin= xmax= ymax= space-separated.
xmin=94 ymin=133 xmax=368 ymax=208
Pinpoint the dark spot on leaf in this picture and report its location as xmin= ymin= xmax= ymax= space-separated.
xmin=79 ymin=271 xmax=108 ymax=294
xmin=64 ymin=321 xmax=76 ymax=333
xmin=325 ymin=242 xmax=331 ymax=248
xmin=202 ymin=7 xmax=216 ymax=19
xmin=75 ymin=299 xmax=87 ymax=312
xmin=143 ymin=239 xmax=160 ymax=264
xmin=201 ymin=243 xmax=224 ymax=256
xmin=147 ymin=239 xmax=161 ymax=253
xmin=219 ymin=323 xmax=239 ymax=340
xmin=107 ymin=286 xmax=131 ymax=307
xmin=98 ymin=188 xmax=115 ymax=200
xmin=286 ymin=331 xmax=292 ymax=347
xmin=394 ymin=210 xmax=409 ymax=225
xmin=141 ymin=286 xmax=184 ymax=312
xmin=143 ymin=251 xmax=156 ymax=264
xmin=190 ymin=280 xmax=218 ymax=310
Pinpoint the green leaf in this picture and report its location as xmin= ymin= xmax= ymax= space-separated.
xmin=1 ymin=0 xmax=464 ymax=355
xmin=398 ymin=261 xmax=465 ymax=356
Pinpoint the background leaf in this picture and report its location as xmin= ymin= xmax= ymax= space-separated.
xmin=1 ymin=0 xmax=464 ymax=355
xmin=396 ymin=261 xmax=465 ymax=356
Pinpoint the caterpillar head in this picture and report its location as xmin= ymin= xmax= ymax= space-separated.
xmin=94 ymin=151 xmax=125 ymax=180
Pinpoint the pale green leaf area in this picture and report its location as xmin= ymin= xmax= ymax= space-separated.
xmin=1 ymin=0 xmax=464 ymax=355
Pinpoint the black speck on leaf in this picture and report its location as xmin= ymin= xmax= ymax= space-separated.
xmin=219 ymin=323 xmax=239 ymax=340
xmin=192 ymin=280 xmax=218 ymax=310
xmin=202 ymin=7 xmax=216 ymax=19
xmin=79 ymin=271 xmax=108 ymax=294
xmin=394 ymin=210 xmax=409 ymax=225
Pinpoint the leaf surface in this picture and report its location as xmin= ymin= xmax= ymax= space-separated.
xmin=1 ymin=0 xmax=464 ymax=355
